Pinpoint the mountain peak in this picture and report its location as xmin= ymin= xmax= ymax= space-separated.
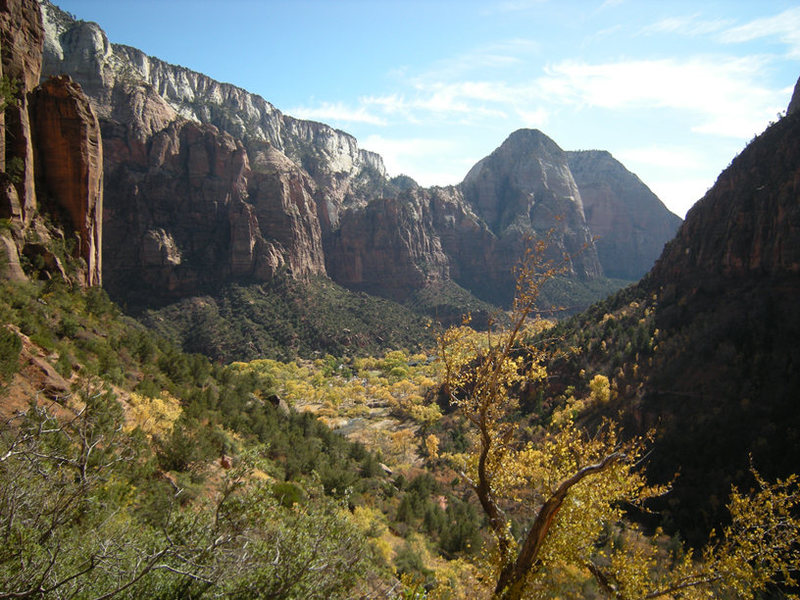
xmin=496 ymin=128 xmax=564 ymax=157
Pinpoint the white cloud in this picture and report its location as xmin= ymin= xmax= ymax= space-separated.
xmin=480 ymin=1 xmax=549 ymax=16
xmin=514 ymin=106 xmax=550 ymax=127
xmin=288 ymin=26 xmax=791 ymax=206
xmin=361 ymin=135 xmax=466 ymax=185
xmin=647 ymin=177 xmax=713 ymax=219
xmin=290 ymin=36 xmax=783 ymax=146
xmin=585 ymin=24 xmax=624 ymax=43
xmin=414 ymin=39 xmax=540 ymax=83
xmin=616 ymin=146 xmax=708 ymax=170
xmin=615 ymin=148 xmax=719 ymax=217
xmin=286 ymin=101 xmax=386 ymax=126
xmin=639 ymin=14 xmax=732 ymax=37
xmin=536 ymin=56 xmax=781 ymax=138
xmin=359 ymin=82 xmax=515 ymax=125
xmin=719 ymin=7 xmax=800 ymax=58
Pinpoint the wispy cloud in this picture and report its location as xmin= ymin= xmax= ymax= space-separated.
xmin=288 ymin=20 xmax=790 ymax=212
xmin=639 ymin=14 xmax=732 ymax=37
xmin=287 ymin=101 xmax=386 ymax=126
xmin=616 ymin=146 xmax=709 ymax=170
xmin=357 ymin=87 xmax=510 ymax=125
xmin=414 ymin=39 xmax=540 ymax=82
xmin=294 ymin=40 xmax=787 ymax=147
xmin=513 ymin=106 xmax=549 ymax=127
xmin=480 ymin=0 xmax=549 ymax=16
xmin=638 ymin=8 xmax=800 ymax=59
xmin=360 ymin=135 xmax=467 ymax=185
xmin=585 ymin=24 xmax=624 ymax=43
xmin=536 ymin=56 xmax=781 ymax=138
xmin=646 ymin=177 xmax=715 ymax=218
xmin=718 ymin=7 xmax=800 ymax=58
xmin=293 ymin=53 xmax=781 ymax=144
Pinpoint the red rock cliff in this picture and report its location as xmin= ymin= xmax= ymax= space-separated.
xmin=0 ymin=0 xmax=43 ymax=222
xmin=31 ymin=75 xmax=103 ymax=286
xmin=100 ymin=119 xmax=326 ymax=301
xmin=0 ymin=0 xmax=102 ymax=288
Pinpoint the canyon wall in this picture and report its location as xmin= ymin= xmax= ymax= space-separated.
xmin=1 ymin=0 xmax=102 ymax=287
xmin=39 ymin=0 xmax=680 ymax=307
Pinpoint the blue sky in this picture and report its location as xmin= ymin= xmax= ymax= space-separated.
xmin=53 ymin=0 xmax=800 ymax=218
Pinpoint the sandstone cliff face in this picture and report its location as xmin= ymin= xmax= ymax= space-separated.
xmin=461 ymin=129 xmax=603 ymax=281
xmin=544 ymin=96 xmax=800 ymax=544
xmin=327 ymin=191 xmax=450 ymax=300
xmin=1 ymin=0 xmax=44 ymax=222
xmin=31 ymin=75 xmax=103 ymax=285
xmin=38 ymin=0 xmax=378 ymax=300
xmin=101 ymin=118 xmax=326 ymax=300
xmin=567 ymin=150 xmax=681 ymax=281
xmin=1 ymin=0 xmax=102 ymax=288
xmin=629 ymin=101 xmax=800 ymax=542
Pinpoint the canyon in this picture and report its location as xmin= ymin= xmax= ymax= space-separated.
xmin=38 ymin=0 xmax=680 ymax=310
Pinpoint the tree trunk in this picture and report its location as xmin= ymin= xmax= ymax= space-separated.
xmin=493 ymin=453 xmax=622 ymax=600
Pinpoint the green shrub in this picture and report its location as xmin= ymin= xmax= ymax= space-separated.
xmin=394 ymin=542 xmax=431 ymax=579
xmin=272 ymin=481 xmax=307 ymax=508
xmin=55 ymin=350 xmax=72 ymax=378
xmin=0 ymin=327 xmax=21 ymax=381
xmin=29 ymin=330 xmax=55 ymax=353
xmin=57 ymin=315 xmax=79 ymax=338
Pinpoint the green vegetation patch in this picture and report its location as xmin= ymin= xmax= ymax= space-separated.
xmin=138 ymin=275 xmax=435 ymax=362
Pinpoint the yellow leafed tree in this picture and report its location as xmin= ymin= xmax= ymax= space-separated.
xmin=437 ymin=239 xmax=800 ymax=600
xmin=125 ymin=391 xmax=182 ymax=439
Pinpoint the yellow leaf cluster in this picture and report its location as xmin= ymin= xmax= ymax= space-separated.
xmin=125 ymin=391 xmax=182 ymax=439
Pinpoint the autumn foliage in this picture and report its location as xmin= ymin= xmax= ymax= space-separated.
xmin=436 ymin=240 xmax=800 ymax=599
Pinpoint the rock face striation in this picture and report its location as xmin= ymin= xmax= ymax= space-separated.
xmin=40 ymin=0 xmax=379 ymax=300
xmin=39 ymin=0 xmax=680 ymax=307
xmin=1 ymin=0 xmax=45 ymax=224
xmin=103 ymin=119 xmax=327 ymax=299
xmin=567 ymin=150 xmax=682 ymax=280
xmin=0 ymin=0 xmax=102 ymax=287
xmin=461 ymin=130 xmax=602 ymax=292
xmin=31 ymin=75 xmax=103 ymax=285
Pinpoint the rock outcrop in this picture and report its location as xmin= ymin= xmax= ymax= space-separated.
xmin=635 ymin=97 xmax=800 ymax=542
xmin=31 ymin=75 xmax=103 ymax=285
xmin=1 ymin=0 xmax=101 ymax=287
xmin=461 ymin=130 xmax=603 ymax=284
xmin=327 ymin=190 xmax=451 ymax=300
xmin=101 ymin=119 xmax=326 ymax=300
xmin=787 ymin=75 xmax=800 ymax=116
xmin=567 ymin=150 xmax=681 ymax=280
xmin=1 ymin=0 xmax=44 ymax=222
xmin=541 ymin=81 xmax=800 ymax=544
xmin=40 ymin=0 xmax=386 ymax=222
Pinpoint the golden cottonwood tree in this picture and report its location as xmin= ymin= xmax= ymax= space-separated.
xmin=437 ymin=241 xmax=800 ymax=600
